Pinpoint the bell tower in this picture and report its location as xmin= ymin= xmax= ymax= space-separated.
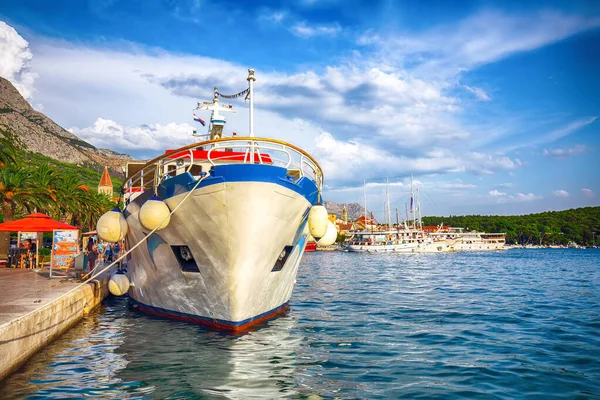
xmin=98 ymin=166 xmax=113 ymax=197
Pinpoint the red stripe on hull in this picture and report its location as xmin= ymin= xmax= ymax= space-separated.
xmin=134 ymin=302 xmax=290 ymax=333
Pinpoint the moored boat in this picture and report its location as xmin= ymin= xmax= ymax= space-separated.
xmin=103 ymin=69 xmax=328 ymax=331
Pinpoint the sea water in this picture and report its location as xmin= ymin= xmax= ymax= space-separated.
xmin=1 ymin=249 xmax=599 ymax=399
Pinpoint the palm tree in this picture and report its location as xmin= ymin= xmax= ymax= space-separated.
xmin=0 ymin=127 xmax=18 ymax=168
xmin=0 ymin=165 xmax=51 ymax=256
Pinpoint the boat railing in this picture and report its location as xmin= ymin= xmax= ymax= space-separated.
xmin=123 ymin=137 xmax=323 ymax=198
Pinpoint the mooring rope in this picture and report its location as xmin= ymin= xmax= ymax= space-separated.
xmin=10 ymin=173 xmax=209 ymax=324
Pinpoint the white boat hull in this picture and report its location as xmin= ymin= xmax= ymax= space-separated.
xmin=123 ymin=176 xmax=315 ymax=331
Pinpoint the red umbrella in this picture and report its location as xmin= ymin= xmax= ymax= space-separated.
xmin=0 ymin=213 xmax=78 ymax=232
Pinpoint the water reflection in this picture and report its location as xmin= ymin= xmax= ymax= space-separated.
xmin=114 ymin=307 xmax=301 ymax=399
xmin=2 ymin=250 xmax=600 ymax=399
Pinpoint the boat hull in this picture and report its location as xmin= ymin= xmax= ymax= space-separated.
xmin=123 ymin=165 xmax=317 ymax=331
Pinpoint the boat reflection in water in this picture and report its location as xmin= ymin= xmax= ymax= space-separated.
xmin=0 ymin=297 xmax=303 ymax=399
xmin=114 ymin=301 xmax=302 ymax=399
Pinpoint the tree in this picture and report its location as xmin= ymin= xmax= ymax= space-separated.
xmin=0 ymin=127 xmax=19 ymax=168
xmin=0 ymin=165 xmax=52 ymax=255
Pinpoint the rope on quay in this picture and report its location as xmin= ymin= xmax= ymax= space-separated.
xmin=12 ymin=174 xmax=209 ymax=325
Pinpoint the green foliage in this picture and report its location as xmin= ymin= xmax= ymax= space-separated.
xmin=39 ymin=248 xmax=51 ymax=256
xmin=18 ymin=151 xmax=122 ymax=194
xmin=422 ymin=207 xmax=600 ymax=246
xmin=336 ymin=232 xmax=346 ymax=243
xmin=0 ymin=126 xmax=120 ymax=255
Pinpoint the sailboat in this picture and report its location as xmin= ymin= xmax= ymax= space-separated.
xmin=346 ymin=177 xmax=437 ymax=252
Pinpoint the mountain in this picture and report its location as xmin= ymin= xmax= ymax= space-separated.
xmin=0 ymin=77 xmax=132 ymax=175
xmin=324 ymin=201 xmax=374 ymax=221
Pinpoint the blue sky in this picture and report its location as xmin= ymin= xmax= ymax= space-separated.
xmin=1 ymin=0 xmax=599 ymax=218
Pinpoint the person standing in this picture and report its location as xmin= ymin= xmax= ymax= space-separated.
xmin=26 ymin=238 xmax=37 ymax=268
xmin=87 ymin=238 xmax=98 ymax=271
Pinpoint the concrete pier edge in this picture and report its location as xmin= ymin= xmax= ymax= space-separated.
xmin=0 ymin=272 xmax=112 ymax=382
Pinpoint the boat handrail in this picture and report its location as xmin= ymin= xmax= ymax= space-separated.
xmin=123 ymin=137 xmax=323 ymax=197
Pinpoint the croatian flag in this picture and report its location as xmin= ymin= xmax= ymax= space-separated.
xmin=193 ymin=113 xmax=206 ymax=126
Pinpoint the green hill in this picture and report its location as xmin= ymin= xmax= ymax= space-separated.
xmin=422 ymin=207 xmax=600 ymax=246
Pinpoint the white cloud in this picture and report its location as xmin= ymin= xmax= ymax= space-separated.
xmin=464 ymin=85 xmax=491 ymax=101
xmin=375 ymin=10 xmax=600 ymax=79
xmin=69 ymin=118 xmax=196 ymax=158
xmin=582 ymin=188 xmax=595 ymax=198
xmin=259 ymin=10 xmax=287 ymax=23
xmin=511 ymin=192 xmax=541 ymax=202
xmin=489 ymin=189 xmax=506 ymax=197
xmin=289 ymin=22 xmax=341 ymax=38
xmin=540 ymin=118 xmax=597 ymax=143
xmin=313 ymin=132 xmax=519 ymax=183
xmin=543 ymin=144 xmax=587 ymax=158
xmin=553 ymin=189 xmax=569 ymax=197
xmin=0 ymin=21 xmax=37 ymax=99
xmin=497 ymin=182 xmax=514 ymax=188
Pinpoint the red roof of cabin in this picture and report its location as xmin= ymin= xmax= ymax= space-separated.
xmin=165 ymin=149 xmax=272 ymax=163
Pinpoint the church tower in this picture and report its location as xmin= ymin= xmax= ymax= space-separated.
xmin=342 ymin=205 xmax=348 ymax=223
xmin=98 ymin=166 xmax=113 ymax=197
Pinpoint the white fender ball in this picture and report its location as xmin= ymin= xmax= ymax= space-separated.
xmin=139 ymin=196 xmax=171 ymax=231
xmin=308 ymin=205 xmax=328 ymax=240
xmin=108 ymin=273 xmax=130 ymax=296
xmin=97 ymin=207 xmax=128 ymax=243
xmin=317 ymin=220 xmax=337 ymax=247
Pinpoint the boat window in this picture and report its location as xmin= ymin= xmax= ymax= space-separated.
xmin=171 ymin=245 xmax=200 ymax=272
xmin=167 ymin=164 xmax=177 ymax=177
xmin=272 ymin=245 xmax=294 ymax=272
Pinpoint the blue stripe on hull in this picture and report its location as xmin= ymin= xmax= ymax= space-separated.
xmin=157 ymin=164 xmax=319 ymax=204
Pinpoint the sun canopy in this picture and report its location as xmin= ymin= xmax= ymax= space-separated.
xmin=0 ymin=213 xmax=78 ymax=232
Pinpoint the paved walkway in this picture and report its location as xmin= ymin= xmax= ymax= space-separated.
xmin=0 ymin=269 xmax=80 ymax=326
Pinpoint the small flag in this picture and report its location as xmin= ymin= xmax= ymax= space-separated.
xmin=193 ymin=113 xmax=205 ymax=126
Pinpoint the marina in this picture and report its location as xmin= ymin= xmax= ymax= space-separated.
xmin=1 ymin=2 xmax=599 ymax=398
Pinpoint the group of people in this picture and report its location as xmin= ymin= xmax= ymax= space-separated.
xmin=86 ymin=238 xmax=123 ymax=271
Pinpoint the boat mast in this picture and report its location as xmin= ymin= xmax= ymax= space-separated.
xmin=411 ymin=175 xmax=416 ymax=229
xmin=247 ymin=68 xmax=255 ymax=138
xmin=416 ymin=188 xmax=422 ymax=230
xmin=363 ymin=179 xmax=368 ymax=231
xmin=386 ymin=177 xmax=391 ymax=231
xmin=195 ymin=87 xmax=236 ymax=141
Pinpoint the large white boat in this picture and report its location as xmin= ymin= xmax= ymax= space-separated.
xmin=114 ymin=70 xmax=325 ymax=331
xmin=346 ymin=228 xmax=431 ymax=252
xmin=428 ymin=226 xmax=506 ymax=251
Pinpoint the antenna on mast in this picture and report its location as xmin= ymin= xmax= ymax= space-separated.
xmin=247 ymin=68 xmax=256 ymax=137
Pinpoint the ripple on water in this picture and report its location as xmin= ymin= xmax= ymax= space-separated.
xmin=1 ymin=249 xmax=600 ymax=399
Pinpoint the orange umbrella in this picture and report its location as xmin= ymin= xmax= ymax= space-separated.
xmin=0 ymin=213 xmax=78 ymax=232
